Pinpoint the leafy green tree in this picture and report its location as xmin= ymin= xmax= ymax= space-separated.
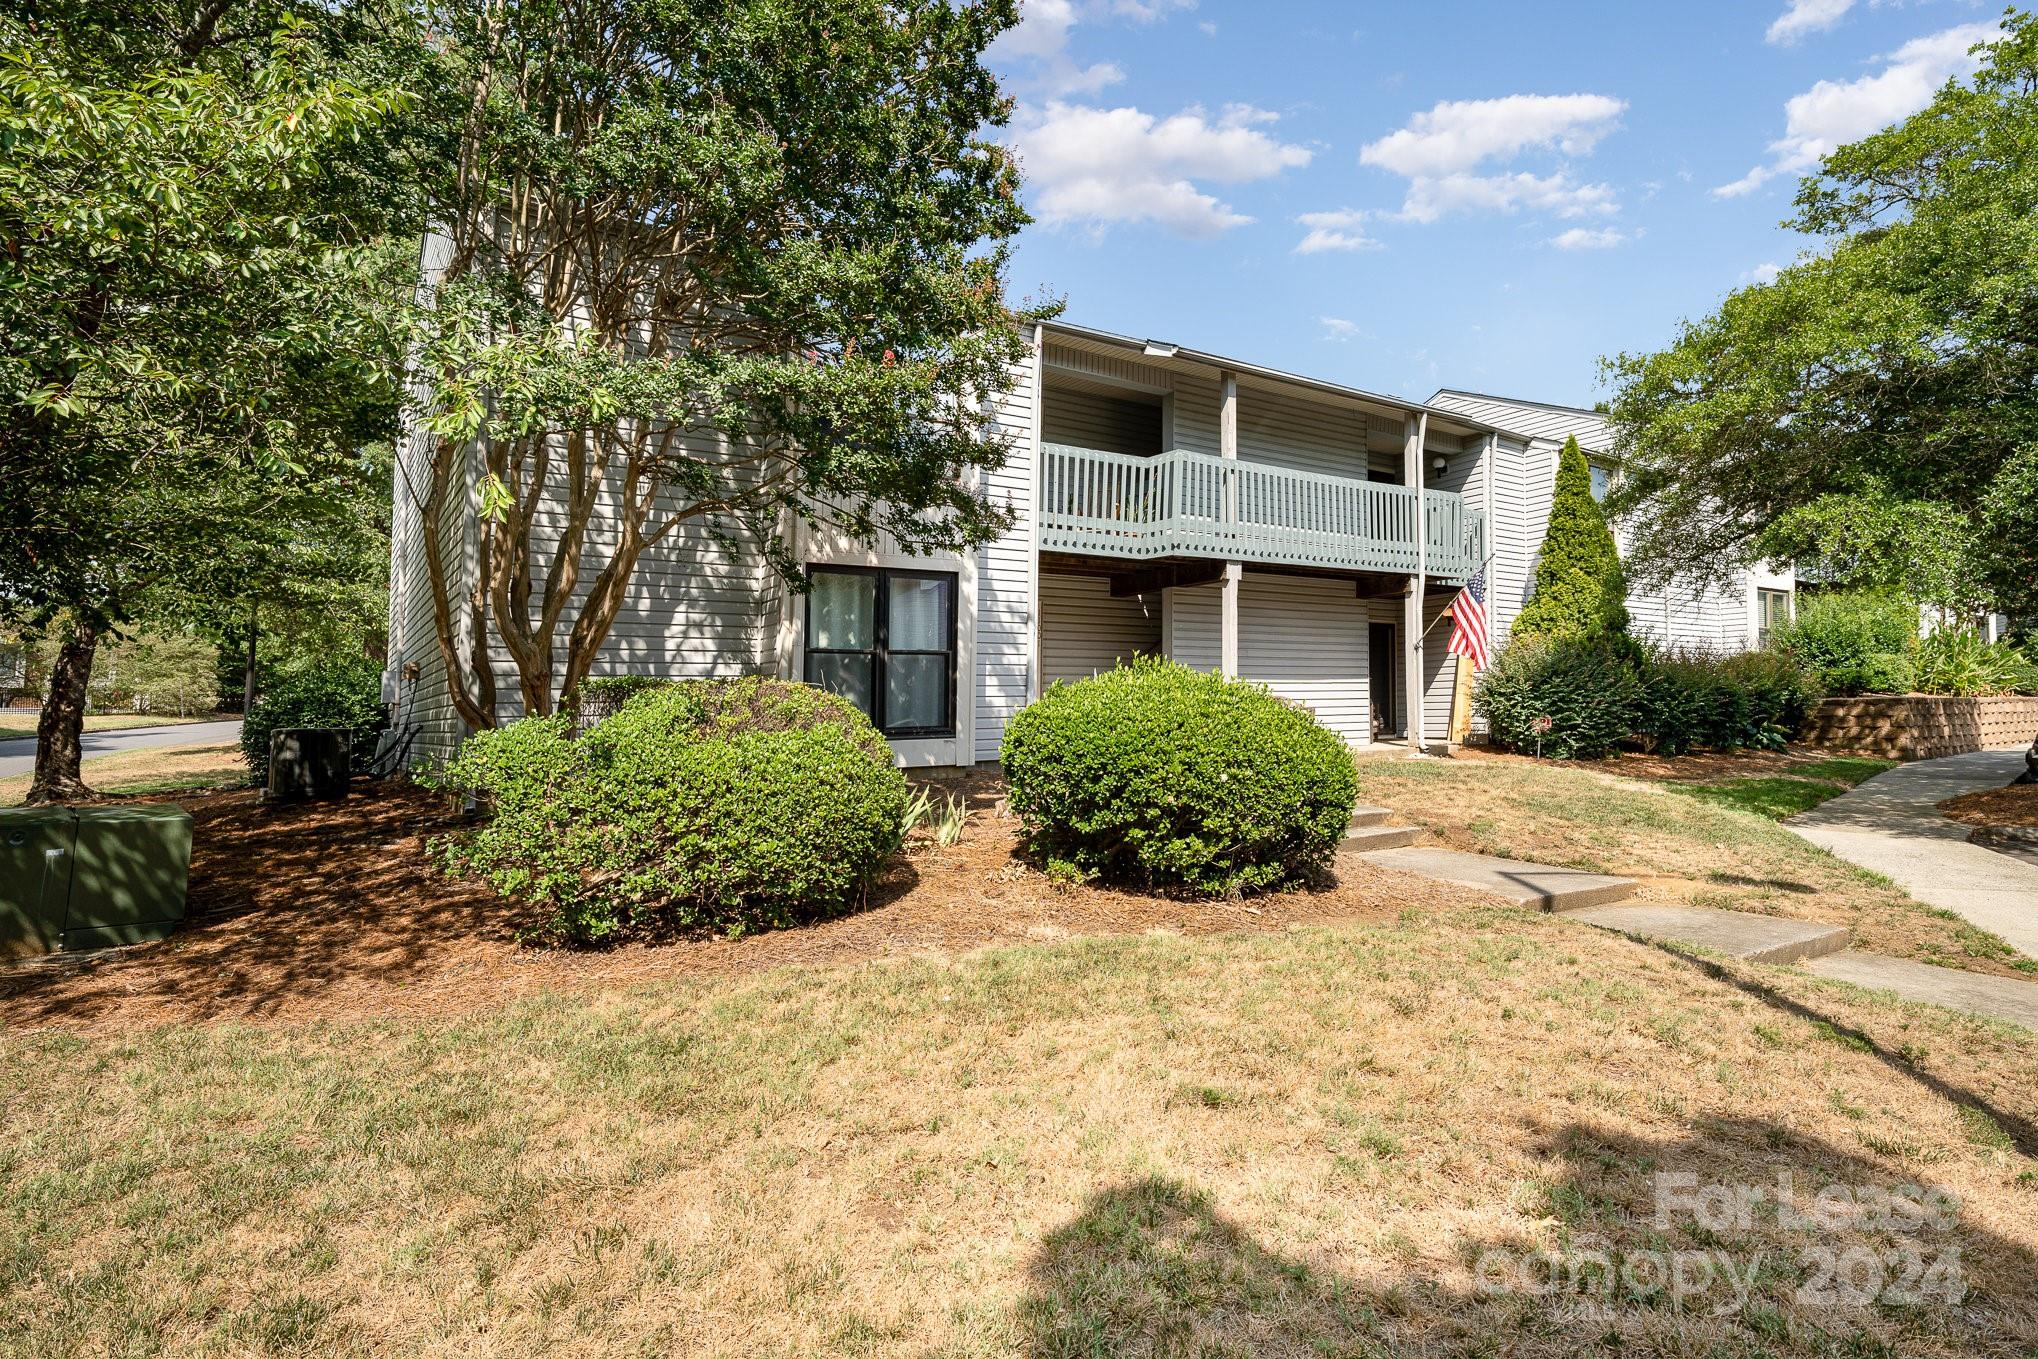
xmin=1513 ymin=436 xmax=1630 ymax=643
xmin=394 ymin=0 xmax=1049 ymax=727
xmin=0 ymin=3 xmax=411 ymax=799
xmin=1602 ymin=14 xmax=2036 ymax=624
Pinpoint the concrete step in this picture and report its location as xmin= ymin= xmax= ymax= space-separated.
xmin=1561 ymin=903 xmax=1849 ymax=965
xmin=1341 ymin=824 xmax=1422 ymax=852
xmin=1358 ymin=846 xmax=1636 ymax=910
xmin=1805 ymin=951 xmax=2038 ymax=1031
xmin=1349 ymin=805 xmax=1395 ymax=830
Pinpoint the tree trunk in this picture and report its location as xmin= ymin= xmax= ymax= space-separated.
xmin=242 ymin=601 xmax=258 ymax=715
xmin=26 ymin=619 xmax=100 ymax=804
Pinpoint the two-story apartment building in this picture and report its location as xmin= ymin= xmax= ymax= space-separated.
xmin=384 ymin=321 xmax=1783 ymax=769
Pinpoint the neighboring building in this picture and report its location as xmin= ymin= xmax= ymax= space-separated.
xmin=1428 ymin=390 xmax=1796 ymax=653
xmin=385 ymin=326 xmax=1784 ymax=770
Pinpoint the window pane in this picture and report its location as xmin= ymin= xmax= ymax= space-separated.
xmin=808 ymin=653 xmax=875 ymax=719
xmin=811 ymin=572 xmax=875 ymax=650
xmin=885 ymin=653 xmax=947 ymax=731
xmin=1589 ymin=464 xmax=1611 ymax=501
xmin=889 ymin=575 xmax=951 ymax=651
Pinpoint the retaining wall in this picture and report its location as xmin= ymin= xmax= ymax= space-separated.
xmin=1801 ymin=695 xmax=2038 ymax=761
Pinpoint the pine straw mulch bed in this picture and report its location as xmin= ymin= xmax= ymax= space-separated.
xmin=1942 ymin=782 xmax=2038 ymax=830
xmin=0 ymin=778 xmax=1484 ymax=1034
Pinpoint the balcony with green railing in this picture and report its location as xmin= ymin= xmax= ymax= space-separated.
xmin=1038 ymin=443 xmax=1484 ymax=582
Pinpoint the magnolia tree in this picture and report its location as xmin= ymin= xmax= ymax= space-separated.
xmin=396 ymin=0 xmax=1045 ymax=728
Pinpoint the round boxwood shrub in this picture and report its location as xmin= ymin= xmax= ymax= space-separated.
xmin=427 ymin=676 xmax=909 ymax=943
xmin=241 ymin=660 xmax=389 ymax=784
xmin=1000 ymin=658 xmax=1358 ymax=896
xmin=1477 ymin=635 xmax=1641 ymax=760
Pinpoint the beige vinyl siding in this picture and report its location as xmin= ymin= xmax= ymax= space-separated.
xmin=1039 ymin=574 xmax=1158 ymax=685
xmin=974 ymin=337 xmax=1039 ymax=757
xmin=1164 ymin=575 xmax=1375 ymax=746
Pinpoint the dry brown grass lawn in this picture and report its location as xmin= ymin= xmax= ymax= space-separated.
xmin=0 ymin=742 xmax=246 ymax=806
xmin=1355 ymin=754 xmax=2033 ymax=978
xmin=7 ymin=908 xmax=2038 ymax=1357
xmin=7 ymin=760 xmax=2038 ymax=1355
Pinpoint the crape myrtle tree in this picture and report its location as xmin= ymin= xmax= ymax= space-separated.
xmin=0 ymin=1 xmax=413 ymax=800
xmin=1512 ymin=435 xmax=1630 ymax=643
xmin=1601 ymin=13 xmax=2038 ymax=626
xmin=393 ymin=0 xmax=1046 ymax=727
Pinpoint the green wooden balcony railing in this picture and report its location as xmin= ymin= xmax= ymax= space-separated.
xmin=1038 ymin=443 xmax=1484 ymax=582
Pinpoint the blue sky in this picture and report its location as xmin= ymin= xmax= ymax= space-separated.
xmin=987 ymin=0 xmax=2008 ymax=406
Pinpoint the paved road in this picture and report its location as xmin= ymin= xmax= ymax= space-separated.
xmin=1788 ymin=748 xmax=2038 ymax=959
xmin=0 ymin=719 xmax=243 ymax=780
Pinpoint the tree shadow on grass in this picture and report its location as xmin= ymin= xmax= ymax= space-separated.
xmin=1019 ymin=1114 xmax=2038 ymax=1357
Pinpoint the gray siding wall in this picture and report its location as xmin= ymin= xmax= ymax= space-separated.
xmin=1039 ymin=574 xmax=1158 ymax=685
xmin=1431 ymin=392 xmax=1766 ymax=657
xmin=1164 ymin=575 xmax=1375 ymax=746
xmin=1043 ymin=341 xmax=1443 ymax=480
xmin=1042 ymin=385 xmax=1161 ymax=457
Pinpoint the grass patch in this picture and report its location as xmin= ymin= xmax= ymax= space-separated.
xmin=1669 ymin=776 xmax=1847 ymax=820
xmin=5 ymin=917 xmax=2038 ymax=1356
xmin=1792 ymin=756 xmax=1898 ymax=787
xmin=0 ymin=743 xmax=246 ymax=806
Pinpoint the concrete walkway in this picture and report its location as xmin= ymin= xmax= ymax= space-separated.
xmin=1788 ymin=749 xmax=2038 ymax=959
xmin=0 ymin=720 xmax=243 ymax=780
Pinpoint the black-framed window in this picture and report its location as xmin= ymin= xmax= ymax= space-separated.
xmin=805 ymin=566 xmax=958 ymax=739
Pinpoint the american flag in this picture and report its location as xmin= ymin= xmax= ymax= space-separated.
xmin=1445 ymin=565 xmax=1491 ymax=671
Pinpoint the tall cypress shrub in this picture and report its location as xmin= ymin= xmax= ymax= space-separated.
xmin=1515 ymin=436 xmax=1631 ymax=642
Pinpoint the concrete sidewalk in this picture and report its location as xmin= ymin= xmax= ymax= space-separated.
xmin=1789 ymin=749 xmax=2038 ymax=959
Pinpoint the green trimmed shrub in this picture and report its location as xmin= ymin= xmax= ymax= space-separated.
xmin=241 ymin=660 xmax=388 ymax=784
xmin=1513 ymin=436 xmax=1630 ymax=643
xmin=1634 ymin=647 xmax=1819 ymax=754
xmin=427 ymin=677 xmax=909 ymax=943
xmin=1771 ymin=590 xmax=1917 ymax=695
xmin=1000 ymin=658 xmax=1357 ymax=896
xmin=1914 ymin=629 xmax=2037 ymax=696
xmin=1477 ymin=636 xmax=1641 ymax=760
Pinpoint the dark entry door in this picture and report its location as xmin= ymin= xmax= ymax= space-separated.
xmin=1368 ymin=622 xmax=1398 ymax=738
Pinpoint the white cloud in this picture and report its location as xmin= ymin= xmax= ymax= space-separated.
xmin=1718 ymin=21 xmax=2001 ymax=196
xmin=1745 ymin=261 xmax=1785 ymax=284
xmin=1549 ymin=226 xmax=1629 ymax=250
xmin=1014 ymin=102 xmax=1313 ymax=236
xmin=1361 ymin=93 xmax=1626 ymax=178
xmin=1399 ymin=171 xmax=1618 ymax=224
xmin=1293 ymin=208 xmax=1381 ymax=253
xmin=1359 ymin=93 xmax=1626 ymax=224
xmin=1767 ymin=0 xmax=1856 ymax=45
xmin=1319 ymin=316 xmax=1360 ymax=341
xmin=987 ymin=0 xmax=1125 ymax=96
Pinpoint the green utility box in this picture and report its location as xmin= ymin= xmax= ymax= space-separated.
xmin=0 ymin=804 xmax=193 ymax=957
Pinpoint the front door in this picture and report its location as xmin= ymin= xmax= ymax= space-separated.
xmin=1368 ymin=622 xmax=1398 ymax=738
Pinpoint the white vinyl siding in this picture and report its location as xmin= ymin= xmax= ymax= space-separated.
xmin=1163 ymin=575 xmax=1375 ymax=746
xmin=973 ymin=335 xmax=1040 ymax=757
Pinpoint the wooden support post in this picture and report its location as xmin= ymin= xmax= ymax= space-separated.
xmin=1403 ymin=411 xmax=1428 ymax=752
xmin=1448 ymin=654 xmax=1474 ymax=746
xmin=1221 ymin=370 xmax=1241 ymax=680
xmin=1221 ymin=561 xmax=1241 ymax=678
